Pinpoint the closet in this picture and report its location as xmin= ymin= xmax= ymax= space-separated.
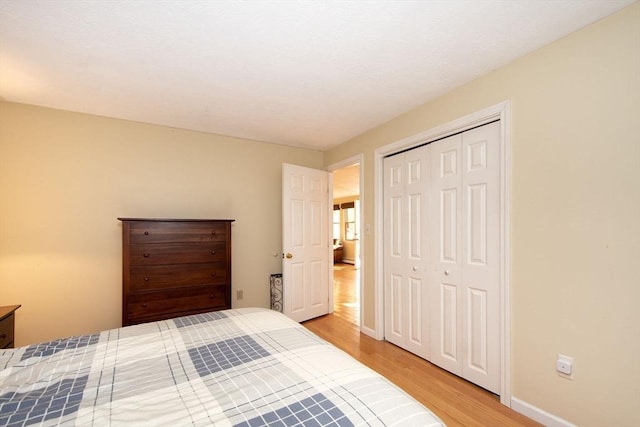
xmin=383 ymin=121 xmax=500 ymax=394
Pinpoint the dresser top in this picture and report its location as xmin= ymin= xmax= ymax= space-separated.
xmin=118 ymin=218 xmax=235 ymax=222
xmin=0 ymin=305 xmax=21 ymax=320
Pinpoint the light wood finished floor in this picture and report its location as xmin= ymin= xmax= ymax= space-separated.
xmin=330 ymin=263 xmax=360 ymax=326
xmin=303 ymin=264 xmax=540 ymax=427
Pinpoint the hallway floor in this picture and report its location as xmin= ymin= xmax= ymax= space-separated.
xmin=331 ymin=262 xmax=359 ymax=325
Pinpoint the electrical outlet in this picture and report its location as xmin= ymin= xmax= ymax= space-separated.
xmin=556 ymin=354 xmax=573 ymax=377
xmin=236 ymin=290 xmax=243 ymax=300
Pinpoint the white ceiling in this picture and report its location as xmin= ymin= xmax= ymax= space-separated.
xmin=0 ymin=0 xmax=634 ymax=150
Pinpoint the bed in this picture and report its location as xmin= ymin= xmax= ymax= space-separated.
xmin=0 ymin=308 xmax=444 ymax=426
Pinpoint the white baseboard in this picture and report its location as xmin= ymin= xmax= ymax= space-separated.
xmin=511 ymin=397 xmax=576 ymax=427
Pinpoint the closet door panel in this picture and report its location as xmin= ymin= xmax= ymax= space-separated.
xmin=467 ymin=183 xmax=488 ymax=264
xmin=408 ymin=277 xmax=424 ymax=345
xmin=467 ymin=287 xmax=488 ymax=370
xmin=430 ymin=134 xmax=463 ymax=375
xmin=440 ymin=283 xmax=458 ymax=361
xmin=386 ymin=273 xmax=405 ymax=345
xmin=405 ymin=148 xmax=430 ymax=359
xmin=383 ymin=146 xmax=430 ymax=360
xmin=384 ymin=155 xmax=406 ymax=348
xmin=461 ymin=122 xmax=500 ymax=394
xmin=441 ymin=188 xmax=458 ymax=262
xmin=390 ymin=195 xmax=403 ymax=257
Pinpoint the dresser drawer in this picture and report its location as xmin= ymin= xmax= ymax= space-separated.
xmin=129 ymin=242 xmax=226 ymax=265
xmin=0 ymin=313 xmax=15 ymax=349
xmin=129 ymin=221 xmax=228 ymax=244
xmin=129 ymin=263 xmax=227 ymax=291
xmin=126 ymin=286 xmax=228 ymax=324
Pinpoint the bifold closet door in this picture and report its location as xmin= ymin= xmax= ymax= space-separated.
xmin=430 ymin=121 xmax=500 ymax=394
xmin=383 ymin=146 xmax=430 ymax=360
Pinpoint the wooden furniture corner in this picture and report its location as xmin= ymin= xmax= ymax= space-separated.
xmin=0 ymin=304 xmax=21 ymax=349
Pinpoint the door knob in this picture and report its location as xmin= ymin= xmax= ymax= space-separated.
xmin=286 ymin=253 xmax=293 ymax=259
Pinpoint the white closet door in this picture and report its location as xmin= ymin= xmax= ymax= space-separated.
xmin=429 ymin=133 xmax=464 ymax=376
xmin=460 ymin=123 xmax=500 ymax=393
xmin=430 ymin=122 xmax=500 ymax=393
xmin=383 ymin=146 xmax=430 ymax=360
xmin=384 ymin=154 xmax=405 ymax=347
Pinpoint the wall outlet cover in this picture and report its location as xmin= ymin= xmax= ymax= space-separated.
xmin=556 ymin=354 xmax=573 ymax=376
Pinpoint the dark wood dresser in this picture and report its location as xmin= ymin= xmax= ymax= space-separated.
xmin=0 ymin=305 xmax=21 ymax=349
xmin=118 ymin=218 xmax=234 ymax=326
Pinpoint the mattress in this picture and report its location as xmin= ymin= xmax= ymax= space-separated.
xmin=0 ymin=308 xmax=444 ymax=426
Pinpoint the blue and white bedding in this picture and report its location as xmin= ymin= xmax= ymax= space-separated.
xmin=0 ymin=308 xmax=444 ymax=426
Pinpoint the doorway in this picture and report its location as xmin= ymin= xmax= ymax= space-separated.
xmin=331 ymin=160 xmax=362 ymax=326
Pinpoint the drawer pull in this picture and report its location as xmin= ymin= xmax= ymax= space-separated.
xmin=0 ymin=333 xmax=6 ymax=340
xmin=211 ymin=231 xmax=216 ymax=236
xmin=143 ymin=252 xmax=150 ymax=258
xmin=211 ymin=250 xmax=216 ymax=255
xmin=142 ymin=303 xmax=148 ymax=308
xmin=144 ymin=277 xmax=149 ymax=282
xmin=209 ymin=294 xmax=215 ymax=298
xmin=144 ymin=231 xmax=149 ymax=235
xmin=211 ymin=272 xmax=216 ymax=277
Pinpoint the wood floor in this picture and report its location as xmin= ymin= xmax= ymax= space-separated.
xmin=330 ymin=262 xmax=360 ymax=326
xmin=303 ymin=264 xmax=540 ymax=427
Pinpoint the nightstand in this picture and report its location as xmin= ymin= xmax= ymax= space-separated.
xmin=0 ymin=305 xmax=21 ymax=349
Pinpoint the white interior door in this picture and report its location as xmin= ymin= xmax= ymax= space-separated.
xmin=430 ymin=122 xmax=500 ymax=393
xmin=282 ymin=163 xmax=331 ymax=322
xmin=383 ymin=146 xmax=430 ymax=360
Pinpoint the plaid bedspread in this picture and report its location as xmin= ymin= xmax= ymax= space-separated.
xmin=0 ymin=308 xmax=444 ymax=426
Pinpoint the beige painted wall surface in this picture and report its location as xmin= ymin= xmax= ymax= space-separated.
xmin=325 ymin=4 xmax=639 ymax=427
xmin=0 ymin=102 xmax=323 ymax=346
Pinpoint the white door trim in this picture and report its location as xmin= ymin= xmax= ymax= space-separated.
xmin=373 ymin=101 xmax=512 ymax=406
xmin=328 ymin=154 xmax=365 ymax=333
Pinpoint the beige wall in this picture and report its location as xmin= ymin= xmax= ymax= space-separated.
xmin=0 ymin=102 xmax=323 ymax=346
xmin=325 ymin=4 xmax=639 ymax=426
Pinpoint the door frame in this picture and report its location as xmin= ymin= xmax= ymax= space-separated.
xmin=373 ymin=101 xmax=512 ymax=406
xmin=328 ymin=154 xmax=365 ymax=330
